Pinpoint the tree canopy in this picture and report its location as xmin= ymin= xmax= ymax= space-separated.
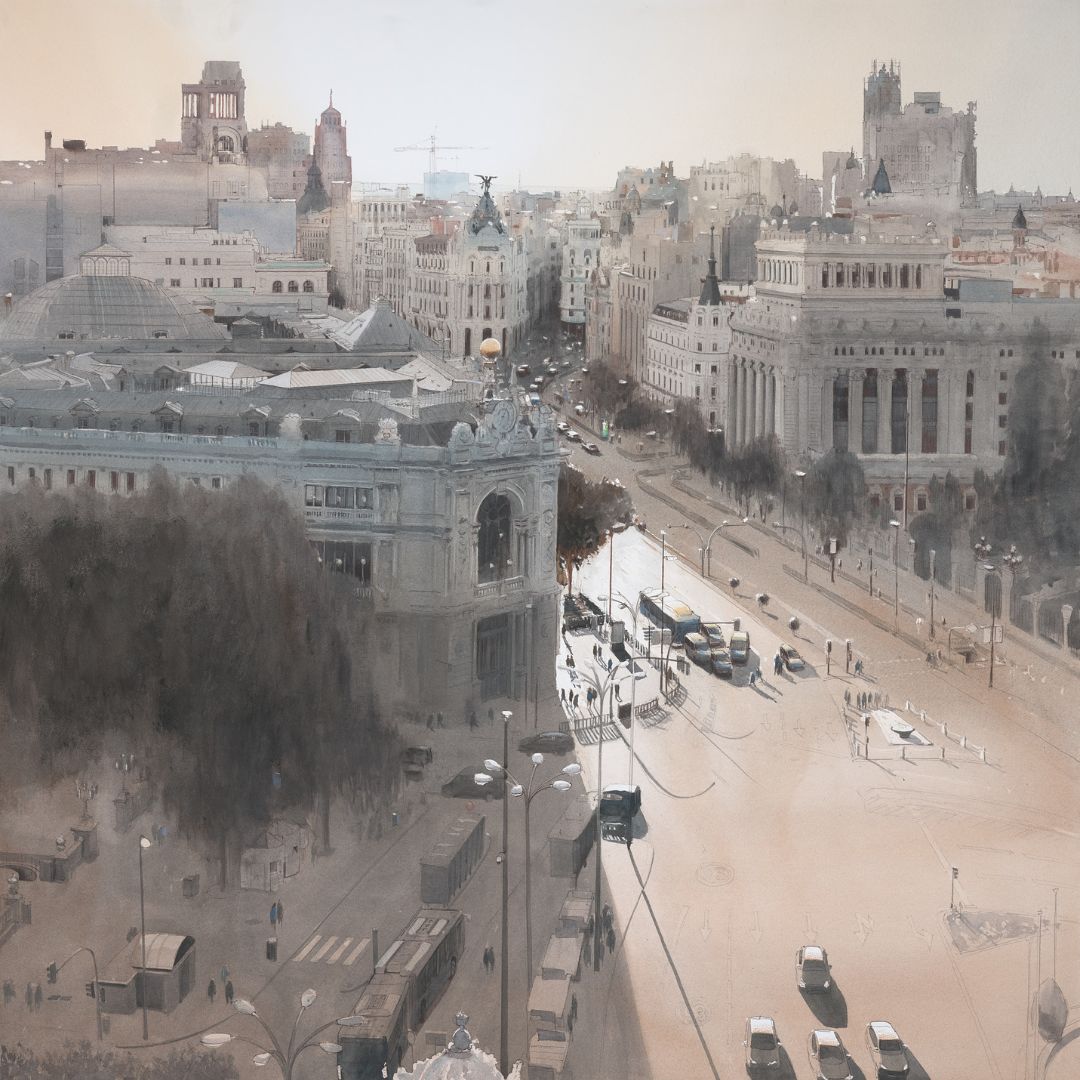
xmin=0 ymin=1042 xmax=238 ymax=1080
xmin=557 ymin=463 xmax=632 ymax=593
xmin=0 ymin=472 xmax=401 ymax=885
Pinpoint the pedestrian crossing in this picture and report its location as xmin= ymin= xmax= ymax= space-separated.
xmin=293 ymin=934 xmax=370 ymax=966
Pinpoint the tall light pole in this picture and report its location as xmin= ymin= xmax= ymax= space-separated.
xmin=772 ymin=522 xmax=808 ymax=583
xmin=976 ymin=541 xmax=1023 ymax=690
xmin=667 ymin=517 xmax=750 ymax=579
xmin=794 ymin=468 xmax=808 ymax=579
xmin=138 ymin=834 xmax=152 ymax=1041
xmin=499 ymin=709 xmax=511 ymax=1074
xmin=660 ymin=529 xmax=667 ymax=592
xmin=889 ymin=520 xmax=901 ymax=630
xmin=478 ymin=756 xmax=580 ymax=987
xmin=928 ymin=548 xmax=937 ymax=641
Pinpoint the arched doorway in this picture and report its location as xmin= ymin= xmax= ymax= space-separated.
xmin=482 ymin=327 xmax=493 ymax=344
xmin=477 ymin=493 xmax=512 ymax=583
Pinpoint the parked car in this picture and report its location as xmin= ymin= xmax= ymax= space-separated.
xmin=807 ymin=1029 xmax=852 ymax=1080
xmin=744 ymin=1015 xmax=781 ymax=1072
xmin=564 ymin=430 xmax=582 ymax=442
xmin=442 ymin=767 xmax=506 ymax=800
xmin=778 ymin=643 xmax=805 ymax=671
xmin=684 ymin=632 xmax=713 ymax=669
xmin=796 ymin=945 xmax=832 ymax=991
xmin=582 ymin=442 xmax=601 ymax=455
xmin=516 ymin=364 xmax=531 ymax=376
xmin=729 ymin=630 xmax=751 ymax=664
xmin=401 ymin=745 xmax=434 ymax=771
xmin=518 ymin=731 xmax=575 ymax=755
xmin=710 ymin=648 xmax=733 ymax=678
xmin=556 ymin=420 xmax=569 ymax=433
xmin=700 ymin=621 xmax=726 ymax=649
xmin=865 ymin=1021 xmax=909 ymax=1076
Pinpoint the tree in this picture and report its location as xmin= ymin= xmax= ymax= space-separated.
xmin=803 ymin=450 xmax=867 ymax=543
xmin=908 ymin=473 xmax=963 ymax=584
xmin=0 ymin=473 xmax=401 ymax=888
xmin=0 ymin=1042 xmax=238 ymax=1080
xmin=557 ymin=463 xmax=632 ymax=594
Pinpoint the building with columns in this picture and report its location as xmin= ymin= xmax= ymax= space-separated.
xmin=728 ymin=216 xmax=1080 ymax=515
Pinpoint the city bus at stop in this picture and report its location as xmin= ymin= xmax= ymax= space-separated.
xmin=638 ymin=589 xmax=700 ymax=643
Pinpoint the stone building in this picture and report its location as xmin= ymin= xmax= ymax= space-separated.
xmin=728 ymin=215 xmax=1080 ymax=515
xmin=313 ymin=94 xmax=352 ymax=189
xmin=180 ymin=61 xmax=248 ymax=163
xmin=246 ymin=123 xmax=310 ymax=199
xmin=862 ymin=60 xmax=977 ymax=204
xmin=560 ymin=200 xmax=600 ymax=333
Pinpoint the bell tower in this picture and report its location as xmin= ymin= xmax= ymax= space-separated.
xmin=180 ymin=61 xmax=248 ymax=162
xmin=862 ymin=60 xmax=901 ymax=175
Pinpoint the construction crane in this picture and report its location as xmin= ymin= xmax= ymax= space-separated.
xmin=394 ymin=133 xmax=488 ymax=176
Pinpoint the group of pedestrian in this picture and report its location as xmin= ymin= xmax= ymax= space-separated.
xmin=772 ymin=653 xmax=784 ymax=677
xmin=425 ymin=711 xmax=446 ymax=731
xmin=854 ymin=658 xmax=864 ymax=676
xmin=482 ymin=943 xmax=497 ymax=974
xmin=2 ymin=980 xmax=15 ymax=1006
xmin=16 ymin=983 xmax=42 ymax=1010
xmin=592 ymin=643 xmax=602 ymax=661
xmin=269 ymin=900 xmax=286 ymax=928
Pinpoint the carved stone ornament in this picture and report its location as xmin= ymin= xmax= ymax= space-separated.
xmin=375 ymin=417 xmax=400 ymax=443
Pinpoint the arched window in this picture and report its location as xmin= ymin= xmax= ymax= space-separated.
xmin=915 ymin=264 xmax=922 ymax=288
xmin=288 ymin=281 xmax=298 ymax=293
xmin=272 ymin=280 xmax=283 ymax=293
xmin=966 ymin=370 xmax=975 ymax=397
xmin=302 ymin=280 xmax=314 ymax=293
xmin=900 ymin=264 xmax=911 ymax=288
xmin=217 ymin=135 xmax=235 ymax=153
xmin=477 ymin=493 xmax=512 ymax=583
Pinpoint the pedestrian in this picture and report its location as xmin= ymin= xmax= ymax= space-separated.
xmin=571 ymin=992 xmax=579 ymax=1021
xmin=607 ymin=657 xmax=613 ymax=673
xmin=560 ymin=687 xmax=566 ymax=702
xmin=469 ymin=709 xmax=478 ymax=730
xmin=607 ymin=926 xmax=616 ymax=954
xmin=33 ymin=984 xmax=42 ymax=1011
xmin=603 ymin=903 xmax=613 ymax=932
xmin=583 ymin=935 xmax=591 ymax=966
xmin=614 ymin=683 xmax=620 ymax=701
xmin=220 ymin=964 xmax=229 ymax=986
xmin=270 ymin=901 xmax=278 ymax=928
xmin=24 ymin=982 xmax=32 ymax=1010
xmin=3 ymin=979 xmax=14 ymax=1005
xmin=207 ymin=978 xmax=216 ymax=1004
xmin=567 ymin=1010 xmax=574 ymax=1038
xmin=748 ymin=670 xmax=757 ymax=688
xmin=585 ymin=914 xmax=594 ymax=938
xmin=225 ymin=980 xmax=234 ymax=1005
xmin=574 ymin=692 xmax=580 ymax=709
xmin=436 ymin=711 xmax=444 ymax=728
xmin=276 ymin=900 xmax=285 ymax=927
xmin=426 ymin=712 xmax=435 ymax=731
xmin=864 ymin=714 xmax=871 ymax=740
xmin=488 ymin=707 xmax=495 ymax=726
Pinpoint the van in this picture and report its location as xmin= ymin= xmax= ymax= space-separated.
xmin=683 ymin=632 xmax=712 ymax=668
xmin=729 ymin=630 xmax=751 ymax=664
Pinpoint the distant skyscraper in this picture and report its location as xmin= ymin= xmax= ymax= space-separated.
xmin=313 ymin=93 xmax=352 ymax=188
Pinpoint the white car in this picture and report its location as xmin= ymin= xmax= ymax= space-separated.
xmin=744 ymin=1015 xmax=781 ymax=1072
xmin=556 ymin=421 xmax=569 ymax=433
xmin=564 ymin=430 xmax=582 ymax=442
xmin=865 ymin=1021 xmax=909 ymax=1076
xmin=796 ymin=945 xmax=831 ymax=991
xmin=808 ymin=1029 xmax=852 ymax=1080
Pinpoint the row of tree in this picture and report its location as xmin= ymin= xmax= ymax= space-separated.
xmin=0 ymin=472 xmax=402 ymax=888
xmin=0 ymin=1043 xmax=236 ymax=1080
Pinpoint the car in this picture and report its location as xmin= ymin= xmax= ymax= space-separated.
xmin=700 ymin=621 xmax=726 ymax=648
xmin=865 ymin=1021 xmax=909 ymax=1076
xmin=683 ymin=632 xmax=713 ymax=668
xmin=582 ymin=442 xmax=601 ymax=455
xmin=778 ymin=643 xmax=805 ymax=671
xmin=581 ymin=366 xmax=590 ymax=374
xmin=530 ymin=381 xmax=542 ymax=391
xmin=796 ymin=945 xmax=832 ymax=991
xmin=556 ymin=420 xmax=569 ymax=433
xmin=710 ymin=648 xmax=733 ymax=678
xmin=401 ymin=746 xmax=433 ymax=777
xmin=518 ymin=731 xmax=575 ymax=755
xmin=441 ymin=767 xmax=506 ymax=800
xmin=808 ymin=1029 xmax=852 ymax=1080
xmin=744 ymin=1015 xmax=781 ymax=1072
xmin=515 ymin=364 xmax=531 ymax=376
xmin=729 ymin=629 xmax=751 ymax=664
xmin=561 ymin=359 xmax=572 ymax=368
xmin=564 ymin=430 xmax=582 ymax=442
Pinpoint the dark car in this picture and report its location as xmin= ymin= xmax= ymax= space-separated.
xmin=441 ymin=767 xmax=506 ymax=800
xmin=700 ymin=621 xmax=726 ymax=649
xmin=401 ymin=746 xmax=434 ymax=776
xmin=779 ymin=643 xmax=805 ymax=671
xmin=519 ymin=731 xmax=575 ymax=755
xmin=710 ymin=648 xmax=733 ymax=678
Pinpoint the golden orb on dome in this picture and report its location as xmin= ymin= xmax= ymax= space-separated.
xmin=478 ymin=337 xmax=501 ymax=359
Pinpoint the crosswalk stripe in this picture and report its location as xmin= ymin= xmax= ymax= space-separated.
xmin=294 ymin=935 xmax=321 ymax=962
xmin=311 ymin=936 xmax=337 ymax=962
xmin=343 ymin=939 xmax=370 ymax=966
xmin=328 ymin=938 xmax=353 ymax=964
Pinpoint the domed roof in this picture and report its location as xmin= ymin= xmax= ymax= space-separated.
xmin=394 ymin=1013 xmax=521 ymax=1080
xmin=1012 ymin=203 xmax=1028 ymax=230
xmin=0 ymin=275 xmax=227 ymax=342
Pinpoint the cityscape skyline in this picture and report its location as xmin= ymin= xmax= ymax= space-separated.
xmin=3 ymin=0 xmax=1080 ymax=193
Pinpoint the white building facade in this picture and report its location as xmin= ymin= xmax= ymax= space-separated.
xmin=560 ymin=204 xmax=600 ymax=332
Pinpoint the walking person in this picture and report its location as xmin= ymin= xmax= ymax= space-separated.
xmin=24 ymin=982 xmax=32 ymax=1010
xmin=607 ymin=926 xmax=616 ymax=955
xmin=426 ymin=712 xmax=435 ymax=731
xmin=571 ymin=992 xmax=579 ymax=1022
xmin=276 ymin=900 xmax=285 ymax=928
xmin=224 ymin=980 xmax=234 ymax=1005
xmin=469 ymin=708 xmax=478 ymax=730
xmin=3 ymin=979 xmax=14 ymax=1005
xmin=436 ymin=711 xmax=444 ymax=729
xmin=270 ymin=901 xmax=278 ymax=929
xmin=219 ymin=964 xmax=229 ymax=987
xmin=207 ymin=978 xmax=217 ymax=1005
xmin=560 ymin=687 xmax=566 ymax=703
xmin=602 ymin=904 xmax=613 ymax=933
xmin=33 ymin=984 xmax=42 ymax=1011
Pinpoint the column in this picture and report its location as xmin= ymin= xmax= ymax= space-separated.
xmin=728 ymin=363 xmax=738 ymax=445
xmin=765 ymin=369 xmax=776 ymax=436
xmin=909 ymin=369 xmax=923 ymax=456
xmin=755 ymin=365 xmax=766 ymax=438
xmin=734 ymin=362 xmax=745 ymax=445
xmin=878 ymin=369 xmax=893 ymax=453
xmin=848 ymin=371 xmax=863 ymax=455
xmin=822 ymin=373 xmax=834 ymax=452
xmin=747 ymin=365 xmax=757 ymax=440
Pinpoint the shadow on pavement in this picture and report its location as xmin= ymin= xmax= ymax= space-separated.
xmin=904 ymin=1046 xmax=933 ymax=1079
xmin=800 ymin=984 xmax=849 ymax=1029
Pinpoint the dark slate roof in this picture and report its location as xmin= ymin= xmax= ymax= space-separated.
xmin=698 ymin=226 xmax=721 ymax=306
xmin=1012 ymin=204 xmax=1028 ymax=230
xmin=298 ymin=161 xmax=330 ymax=215
xmin=871 ymin=158 xmax=892 ymax=196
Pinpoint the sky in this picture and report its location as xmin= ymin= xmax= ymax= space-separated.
xmin=3 ymin=0 xmax=1079 ymax=194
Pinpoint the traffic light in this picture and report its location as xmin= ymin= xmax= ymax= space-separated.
xmin=46 ymin=962 xmax=57 ymax=984
xmin=617 ymin=702 xmax=632 ymax=728
xmin=86 ymin=981 xmax=97 ymax=999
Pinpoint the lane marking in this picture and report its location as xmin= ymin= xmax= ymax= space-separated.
xmin=343 ymin=939 xmax=369 ymax=966
xmin=328 ymin=937 xmax=353 ymax=964
xmin=294 ymin=935 xmax=321 ymax=962
xmin=310 ymin=936 xmax=337 ymax=962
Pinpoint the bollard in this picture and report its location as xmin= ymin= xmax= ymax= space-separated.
xmin=901 ymin=746 xmax=907 ymax=761
xmin=941 ymin=747 xmax=946 ymax=761
xmin=942 ymin=721 xmax=948 ymax=738
xmin=391 ymin=810 xmax=400 ymax=827
xmin=960 ymin=736 xmax=967 ymax=749
xmin=980 ymin=747 xmax=987 ymax=763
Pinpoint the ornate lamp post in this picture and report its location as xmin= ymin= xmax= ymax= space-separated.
xmin=74 ymin=778 xmax=98 ymax=823
xmin=115 ymin=752 xmax=135 ymax=796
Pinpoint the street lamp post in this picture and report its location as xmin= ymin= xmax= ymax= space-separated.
xmin=928 ymin=548 xmax=937 ymax=641
xmin=477 ymin=756 xmax=580 ymax=987
xmin=201 ymin=991 xmax=364 ymax=1079
xmin=772 ymin=522 xmax=808 ymax=583
xmin=499 ymin=709 xmax=511 ymax=1074
xmin=667 ymin=518 xmax=750 ymax=579
xmin=138 ymin=834 xmax=152 ymax=1041
xmin=74 ymin=778 xmax=97 ymax=823
xmin=889 ymin=520 xmax=901 ymax=630
xmin=660 ymin=529 xmax=667 ymax=592
xmin=975 ymin=541 xmax=1023 ymax=690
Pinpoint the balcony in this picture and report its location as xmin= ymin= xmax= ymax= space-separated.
xmin=304 ymin=507 xmax=376 ymax=525
xmin=475 ymin=576 xmax=525 ymax=599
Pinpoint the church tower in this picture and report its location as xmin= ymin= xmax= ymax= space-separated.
xmin=862 ymin=60 xmax=901 ymax=176
xmin=313 ymin=92 xmax=352 ymax=188
xmin=180 ymin=61 xmax=248 ymax=162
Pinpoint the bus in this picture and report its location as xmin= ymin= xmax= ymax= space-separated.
xmin=338 ymin=907 xmax=466 ymax=1079
xmin=638 ymin=589 xmax=700 ymax=643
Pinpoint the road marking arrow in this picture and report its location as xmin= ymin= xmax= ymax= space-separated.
xmin=700 ymin=909 xmax=711 ymax=941
xmin=749 ymin=911 xmax=763 ymax=944
xmin=855 ymin=913 xmax=874 ymax=945
xmin=907 ymin=916 xmax=933 ymax=952
xmin=805 ymin=912 xmax=817 ymax=940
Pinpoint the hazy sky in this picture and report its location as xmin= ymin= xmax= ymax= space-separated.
xmin=3 ymin=0 xmax=1078 ymax=194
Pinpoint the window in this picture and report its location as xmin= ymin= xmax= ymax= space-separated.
xmin=303 ymin=280 xmax=314 ymax=292
xmin=305 ymin=485 xmax=324 ymax=507
xmin=248 ymin=422 xmax=260 ymax=436
xmin=179 ymin=258 xmax=186 ymax=265
xmin=1000 ymin=371 xmax=1008 ymax=381
xmin=165 ymin=257 xmax=172 ymax=265
xmin=916 ymin=492 xmax=927 ymax=512
xmin=965 ymin=492 xmax=976 ymax=511
xmin=211 ymin=477 xmax=222 ymax=490
xmin=110 ymin=471 xmax=119 ymax=492
xmin=835 ymin=263 xmax=845 ymax=287
xmin=67 ymin=469 xmax=76 ymax=487
xmin=77 ymin=416 xmax=89 ymax=429
xmin=477 ymin=493 xmax=513 ymax=583
xmin=86 ymin=470 xmax=96 ymax=489
xmin=215 ymin=258 xmax=221 ymax=266
xmin=43 ymin=469 xmax=51 ymax=490
xmin=894 ymin=492 xmax=904 ymax=512
xmin=324 ymin=486 xmax=356 ymax=509
xmin=170 ymin=278 xmax=181 ymax=287
xmin=998 ymin=392 xmax=1007 ymax=405
xmin=126 ymin=472 xmax=136 ymax=492
xmin=998 ymin=415 xmax=1007 ymax=428
xmin=998 ymin=440 xmax=1007 ymax=456
xmin=203 ymin=258 xmax=212 ymax=266
xmin=335 ymin=429 xmax=351 ymax=444
xmin=233 ymin=277 xmax=243 ymax=289
xmin=272 ymin=280 xmax=283 ymax=293
xmin=215 ymin=426 xmax=226 ymax=437
xmin=288 ymin=281 xmax=298 ymax=293
xmin=311 ymin=539 xmax=372 ymax=582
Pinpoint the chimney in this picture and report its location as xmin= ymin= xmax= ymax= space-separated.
xmin=44 ymin=130 xmax=52 ymax=150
